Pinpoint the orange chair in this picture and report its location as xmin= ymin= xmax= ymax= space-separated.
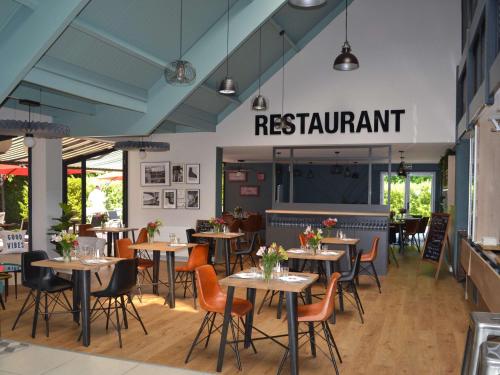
xmin=78 ymin=224 xmax=96 ymax=237
xmin=360 ymin=237 xmax=381 ymax=293
xmin=185 ymin=265 xmax=255 ymax=370
xmin=115 ymin=238 xmax=154 ymax=298
xmin=299 ymin=233 xmax=307 ymax=247
xmin=278 ymin=273 xmax=342 ymax=375
xmin=175 ymin=244 xmax=209 ymax=308
xmin=135 ymin=228 xmax=148 ymax=244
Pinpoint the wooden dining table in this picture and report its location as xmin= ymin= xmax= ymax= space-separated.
xmin=128 ymin=241 xmax=196 ymax=307
xmin=88 ymin=227 xmax=138 ymax=257
xmin=321 ymin=237 xmax=359 ymax=270
xmin=217 ymin=270 xmax=318 ymax=375
xmin=31 ymin=257 xmax=121 ymax=347
xmin=192 ymin=232 xmax=244 ymax=276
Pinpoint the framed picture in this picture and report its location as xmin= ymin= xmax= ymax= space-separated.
xmin=141 ymin=190 xmax=161 ymax=208
xmin=185 ymin=189 xmax=200 ymax=209
xmin=141 ymin=162 xmax=170 ymax=186
xmin=176 ymin=189 xmax=185 ymax=208
xmin=186 ymin=163 xmax=200 ymax=184
xmin=256 ymin=172 xmax=265 ymax=182
xmin=227 ymin=170 xmax=247 ymax=182
xmin=171 ymin=163 xmax=185 ymax=184
xmin=240 ymin=185 xmax=259 ymax=197
xmin=162 ymin=189 xmax=177 ymax=209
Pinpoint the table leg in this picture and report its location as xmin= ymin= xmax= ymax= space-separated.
xmin=216 ymin=286 xmax=235 ymax=372
xmin=224 ymin=239 xmax=231 ymax=276
xmin=244 ymin=288 xmax=256 ymax=349
xmin=165 ymin=252 xmax=176 ymax=308
xmin=107 ymin=232 xmax=113 ymax=257
xmin=338 ymin=283 xmax=345 ymax=312
xmin=73 ymin=271 xmax=80 ymax=323
xmin=304 ymin=288 xmax=316 ymax=357
xmin=152 ymin=251 xmax=160 ymax=295
xmin=4 ymin=277 xmax=8 ymax=302
xmin=14 ymin=271 xmax=18 ymax=299
xmin=113 ymin=233 xmax=120 ymax=256
xmin=324 ymin=261 xmax=336 ymax=324
xmin=286 ymin=291 xmax=299 ymax=375
xmin=80 ymin=270 xmax=91 ymax=347
xmin=131 ymin=230 xmax=136 ymax=243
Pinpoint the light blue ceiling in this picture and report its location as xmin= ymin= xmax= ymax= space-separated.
xmin=0 ymin=0 xmax=349 ymax=137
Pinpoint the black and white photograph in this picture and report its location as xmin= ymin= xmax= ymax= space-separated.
xmin=141 ymin=162 xmax=170 ymax=186
xmin=141 ymin=190 xmax=161 ymax=208
xmin=163 ymin=189 xmax=177 ymax=209
xmin=185 ymin=189 xmax=200 ymax=209
xmin=171 ymin=163 xmax=185 ymax=184
xmin=186 ymin=163 xmax=200 ymax=184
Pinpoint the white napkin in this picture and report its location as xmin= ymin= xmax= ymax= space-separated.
xmin=279 ymin=275 xmax=307 ymax=282
xmin=287 ymin=249 xmax=306 ymax=253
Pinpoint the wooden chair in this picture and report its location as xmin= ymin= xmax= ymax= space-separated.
xmin=175 ymin=244 xmax=209 ymax=308
xmin=416 ymin=217 xmax=429 ymax=247
xmin=78 ymin=224 xmax=96 ymax=237
xmin=404 ymin=219 xmax=420 ymax=251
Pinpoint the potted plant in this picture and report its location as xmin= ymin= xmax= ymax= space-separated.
xmin=94 ymin=212 xmax=109 ymax=228
xmin=146 ymin=219 xmax=162 ymax=243
xmin=303 ymin=226 xmax=323 ymax=254
xmin=322 ymin=217 xmax=338 ymax=237
xmin=209 ymin=216 xmax=226 ymax=232
xmin=51 ymin=231 xmax=78 ymax=262
xmin=256 ymin=242 xmax=288 ymax=281
xmin=49 ymin=203 xmax=77 ymax=255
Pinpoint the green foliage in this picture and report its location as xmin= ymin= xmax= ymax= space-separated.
xmin=383 ymin=175 xmax=433 ymax=217
xmin=49 ymin=202 xmax=77 ymax=233
xmin=67 ymin=176 xmax=82 ymax=219
xmin=2 ymin=176 xmax=28 ymax=224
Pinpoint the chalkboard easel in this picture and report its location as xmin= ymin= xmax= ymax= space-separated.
xmin=420 ymin=212 xmax=451 ymax=280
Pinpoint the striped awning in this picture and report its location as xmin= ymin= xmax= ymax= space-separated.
xmin=0 ymin=137 xmax=114 ymax=163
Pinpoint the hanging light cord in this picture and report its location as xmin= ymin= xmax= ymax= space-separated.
xmin=281 ymin=30 xmax=285 ymax=117
xmin=179 ymin=0 xmax=183 ymax=58
xmin=344 ymin=0 xmax=348 ymax=43
xmin=258 ymin=27 xmax=262 ymax=95
xmin=226 ymin=0 xmax=230 ymax=76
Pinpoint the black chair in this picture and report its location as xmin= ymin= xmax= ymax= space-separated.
xmin=231 ymin=232 xmax=258 ymax=274
xmin=12 ymin=251 xmax=73 ymax=337
xmin=338 ymin=252 xmax=364 ymax=323
xmin=417 ymin=217 xmax=429 ymax=247
xmin=84 ymin=258 xmax=147 ymax=348
xmin=187 ymin=228 xmax=215 ymax=267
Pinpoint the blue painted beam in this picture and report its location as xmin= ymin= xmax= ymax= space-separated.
xmin=0 ymin=0 xmax=90 ymax=104
xmin=125 ymin=0 xmax=287 ymax=135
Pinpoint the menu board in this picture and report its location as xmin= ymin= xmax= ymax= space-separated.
xmin=422 ymin=213 xmax=450 ymax=264
xmin=196 ymin=219 xmax=212 ymax=233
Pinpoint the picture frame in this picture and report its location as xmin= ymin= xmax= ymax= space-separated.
xmin=176 ymin=189 xmax=186 ymax=208
xmin=141 ymin=190 xmax=161 ymax=208
xmin=186 ymin=163 xmax=200 ymax=184
xmin=171 ymin=163 xmax=185 ymax=184
xmin=227 ymin=170 xmax=247 ymax=182
xmin=185 ymin=189 xmax=200 ymax=209
xmin=256 ymin=171 xmax=265 ymax=182
xmin=141 ymin=162 xmax=170 ymax=186
xmin=240 ymin=185 xmax=259 ymax=197
xmin=162 ymin=189 xmax=177 ymax=209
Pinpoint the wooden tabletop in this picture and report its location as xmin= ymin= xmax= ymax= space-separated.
xmin=219 ymin=270 xmax=318 ymax=293
xmin=321 ymin=237 xmax=359 ymax=246
xmin=286 ymin=249 xmax=345 ymax=262
xmin=192 ymin=232 xmax=244 ymax=239
xmin=88 ymin=227 xmax=138 ymax=233
xmin=128 ymin=242 xmax=197 ymax=252
xmin=32 ymin=257 xmax=121 ymax=271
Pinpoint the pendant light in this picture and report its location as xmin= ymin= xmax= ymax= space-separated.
xmin=114 ymin=140 xmax=170 ymax=160
xmin=251 ymin=27 xmax=267 ymax=110
xmin=333 ymin=0 xmax=359 ymax=71
xmin=165 ymin=0 xmax=196 ymax=85
xmin=306 ymin=162 xmax=314 ymax=179
xmin=398 ymin=151 xmax=408 ymax=177
xmin=288 ymin=0 xmax=326 ymax=8
xmin=219 ymin=0 xmax=237 ymax=95
xmin=330 ymin=151 xmax=343 ymax=174
xmin=278 ymin=30 xmax=292 ymax=130
xmin=344 ymin=164 xmax=351 ymax=178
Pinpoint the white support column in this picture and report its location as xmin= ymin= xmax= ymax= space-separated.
xmin=31 ymin=139 xmax=62 ymax=254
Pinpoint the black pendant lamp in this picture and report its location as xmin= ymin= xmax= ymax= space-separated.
xmin=398 ymin=151 xmax=408 ymax=177
xmin=278 ymin=30 xmax=292 ymax=130
xmin=330 ymin=151 xmax=343 ymax=174
xmin=165 ymin=0 xmax=196 ymax=85
xmin=288 ymin=0 xmax=326 ymax=8
xmin=333 ymin=0 xmax=359 ymax=71
xmin=252 ymin=27 xmax=267 ymax=110
xmin=219 ymin=0 xmax=237 ymax=95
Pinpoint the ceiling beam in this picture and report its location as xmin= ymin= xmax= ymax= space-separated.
xmin=268 ymin=18 xmax=298 ymax=52
xmin=167 ymin=109 xmax=216 ymax=132
xmin=70 ymin=19 xmax=167 ymax=69
xmin=12 ymin=0 xmax=38 ymax=10
xmin=125 ymin=0 xmax=287 ymax=136
xmin=0 ymin=0 xmax=90 ymax=104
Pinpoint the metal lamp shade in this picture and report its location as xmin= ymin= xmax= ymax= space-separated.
xmin=252 ymin=95 xmax=268 ymax=111
xmin=218 ymin=77 xmax=237 ymax=95
xmin=165 ymin=60 xmax=196 ymax=86
xmin=398 ymin=161 xmax=407 ymax=177
xmin=0 ymin=120 xmax=69 ymax=138
xmin=288 ymin=0 xmax=326 ymax=7
xmin=114 ymin=141 xmax=170 ymax=152
xmin=333 ymin=44 xmax=359 ymax=71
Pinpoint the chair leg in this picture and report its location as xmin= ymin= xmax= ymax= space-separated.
xmin=390 ymin=246 xmax=399 ymax=267
xmin=105 ymin=297 xmax=111 ymax=331
xmin=114 ymin=298 xmax=123 ymax=348
xmin=120 ymin=295 xmax=128 ymax=329
xmin=277 ymin=291 xmax=284 ymax=319
xmin=185 ymin=312 xmax=212 ymax=363
xmin=370 ymin=261 xmax=382 ymax=293
xmin=191 ymin=272 xmax=197 ymax=309
xmin=204 ymin=312 xmax=216 ymax=348
xmin=257 ymin=290 xmax=270 ymax=315
xmin=128 ymin=295 xmax=147 ymax=335
xmin=31 ymin=288 xmax=42 ymax=338
xmin=229 ymin=318 xmax=242 ymax=370
xmin=277 ymin=349 xmax=289 ymax=375
xmin=12 ymin=290 xmax=33 ymax=330
xmin=351 ymin=283 xmax=364 ymax=324
xmin=321 ymin=321 xmax=340 ymax=375
xmin=0 ymin=293 xmax=4 ymax=310
xmin=44 ymin=292 xmax=49 ymax=337
xmin=239 ymin=255 xmax=244 ymax=271
xmin=94 ymin=272 xmax=102 ymax=286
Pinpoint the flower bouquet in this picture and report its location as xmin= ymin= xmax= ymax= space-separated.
xmin=146 ymin=219 xmax=162 ymax=243
xmin=51 ymin=231 xmax=78 ymax=262
xmin=322 ymin=217 xmax=338 ymax=237
xmin=304 ymin=226 xmax=323 ymax=253
xmin=209 ymin=216 xmax=226 ymax=232
xmin=95 ymin=212 xmax=109 ymax=228
xmin=256 ymin=242 xmax=288 ymax=281
xmin=233 ymin=206 xmax=243 ymax=218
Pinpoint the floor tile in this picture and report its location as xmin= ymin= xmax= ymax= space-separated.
xmin=42 ymin=354 xmax=138 ymax=375
xmin=124 ymin=363 xmax=211 ymax=375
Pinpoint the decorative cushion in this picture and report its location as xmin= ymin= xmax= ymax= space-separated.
xmin=1 ymin=231 xmax=27 ymax=253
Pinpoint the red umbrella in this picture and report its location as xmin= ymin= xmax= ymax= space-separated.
xmin=0 ymin=164 xmax=81 ymax=176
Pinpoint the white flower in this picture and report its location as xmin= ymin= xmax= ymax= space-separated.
xmin=51 ymin=234 xmax=62 ymax=243
xmin=304 ymin=225 xmax=312 ymax=234
xmin=317 ymin=228 xmax=323 ymax=235
xmin=256 ymin=246 xmax=267 ymax=256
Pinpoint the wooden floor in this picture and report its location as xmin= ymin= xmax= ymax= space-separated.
xmin=0 ymin=249 xmax=470 ymax=374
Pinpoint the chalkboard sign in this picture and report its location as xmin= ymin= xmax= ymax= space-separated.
xmin=196 ymin=219 xmax=213 ymax=233
xmin=421 ymin=212 xmax=450 ymax=279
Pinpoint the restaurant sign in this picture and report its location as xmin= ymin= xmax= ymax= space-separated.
xmin=255 ymin=109 xmax=405 ymax=136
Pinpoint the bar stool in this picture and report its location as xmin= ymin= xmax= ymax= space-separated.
xmin=461 ymin=312 xmax=500 ymax=375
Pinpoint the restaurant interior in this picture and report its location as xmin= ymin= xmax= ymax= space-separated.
xmin=0 ymin=0 xmax=499 ymax=374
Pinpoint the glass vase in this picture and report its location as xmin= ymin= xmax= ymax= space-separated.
xmin=263 ymin=260 xmax=274 ymax=281
xmin=62 ymin=247 xmax=72 ymax=263
xmin=148 ymin=233 xmax=154 ymax=243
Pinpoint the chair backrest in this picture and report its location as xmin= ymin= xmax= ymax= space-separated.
xmin=404 ymin=219 xmax=419 ymax=235
xmin=344 ymin=251 xmax=362 ymax=280
xmin=187 ymin=244 xmax=209 ymax=269
xmin=186 ymin=228 xmax=196 ymax=243
xmin=115 ymin=238 xmax=134 ymax=259
xmin=299 ymin=233 xmax=307 ymax=247
xmin=21 ymin=250 xmax=51 ymax=288
xmin=417 ymin=217 xmax=429 ymax=234
xmin=195 ymin=264 xmax=225 ymax=312
xmin=90 ymin=215 xmax=101 ymax=227
xmin=227 ymin=220 xmax=241 ymax=233
xmin=240 ymin=215 xmax=261 ymax=233
xmin=364 ymin=237 xmax=380 ymax=262
xmin=316 ymin=272 xmax=341 ymax=321
xmin=78 ymin=224 xmax=96 ymax=237
xmin=105 ymin=258 xmax=137 ymax=296
xmin=108 ymin=210 xmax=119 ymax=220
xmin=136 ymin=228 xmax=148 ymax=244
xmin=222 ymin=213 xmax=235 ymax=226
